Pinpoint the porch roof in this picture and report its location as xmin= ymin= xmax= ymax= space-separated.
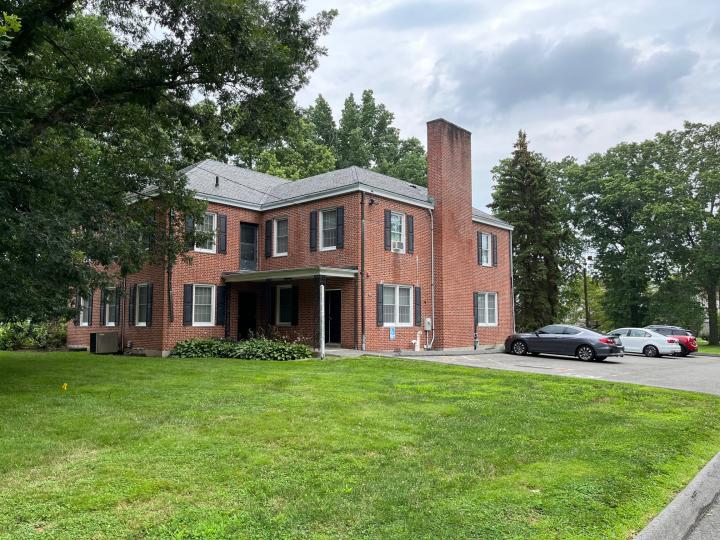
xmin=221 ymin=266 xmax=358 ymax=283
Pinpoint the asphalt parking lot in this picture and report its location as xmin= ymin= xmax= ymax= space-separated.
xmin=406 ymin=351 xmax=720 ymax=395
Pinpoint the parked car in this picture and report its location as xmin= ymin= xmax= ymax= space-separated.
xmin=608 ymin=327 xmax=681 ymax=357
xmin=504 ymin=324 xmax=624 ymax=361
xmin=644 ymin=325 xmax=698 ymax=356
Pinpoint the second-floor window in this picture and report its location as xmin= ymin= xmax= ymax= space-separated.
xmin=273 ymin=217 xmax=288 ymax=256
xmin=390 ymin=212 xmax=405 ymax=253
xmin=195 ymin=212 xmax=217 ymax=253
xmin=320 ymin=208 xmax=337 ymax=250
xmin=480 ymin=233 xmax=491 ymax=266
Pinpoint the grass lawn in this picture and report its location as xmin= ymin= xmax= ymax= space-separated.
xmin=697 ymin=338 xmax=720 ymax=355
xmin=2 ymin=352 xmax=720 ymax=539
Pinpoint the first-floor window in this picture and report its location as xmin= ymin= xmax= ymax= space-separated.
xmin=476 ymin=292 xmax=498 ymax=326
xmin=383 ymin=284 xmax=413 ymax=326
xmin=276 ymin=285 xmax=292 ymax=326
xmin=105 ymin=288 xmax=117 ymax=326
xmin=79 ymin=294 xmax=91 ymax=326
xmin=136 ymin=284 xmax=149 ymax=326
xmin=193 ymin=284 xmax=215 ymax=326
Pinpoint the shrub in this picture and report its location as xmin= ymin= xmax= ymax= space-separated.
xmin=169 ymin=337 xmax=311 ymax=361
xmin=0 ymin=320 xmax=67 ymax=350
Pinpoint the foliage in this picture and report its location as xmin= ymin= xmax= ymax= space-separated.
xmin=646 ymin=277 xmax=706 ymax=337
xmin=2 ymin=351 xmax=720 ymax=538
xmin=0 ymin=1 xmax=335 ymax=323
xmin=557 ymin=273 xmax=612 ymax=331
xmin=0 ymin=320 xmax=66 ymax=350
xmin=491 ymin=131 xmax=566 ymax=331
xmin=169 ymin=337 xmax=312 ymax=361
xmin=0 ymin=11 xmax=20 ymax=74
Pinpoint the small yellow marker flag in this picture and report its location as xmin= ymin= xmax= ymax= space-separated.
xmin=62 ymin=383 xmax=68 ymax=391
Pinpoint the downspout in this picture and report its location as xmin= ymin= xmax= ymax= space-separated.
xmin=121 ymin=276 xmax=127 ymax=353
xmin=360 ymin=192 xmax=366 ymax=351
xmin=509 ymin=230 xmax=515 ymax=333
xmin=426 ymin=207 xmax=436 ymax=350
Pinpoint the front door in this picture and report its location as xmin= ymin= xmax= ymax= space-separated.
xmin=238 ymin=291 xmax=257 ymax=339
xmin=240 ymin=223 xmax=258 ymax=271
xmin=324 ymin=290 xmax=341 ymax=344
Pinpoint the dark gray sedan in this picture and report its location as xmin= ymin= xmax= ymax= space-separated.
xmin=504 ymin=324 xmax=624 ymax=361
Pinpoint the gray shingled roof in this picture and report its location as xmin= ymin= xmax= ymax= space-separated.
xmin=179 ymin=159 xmax=511 ymax=229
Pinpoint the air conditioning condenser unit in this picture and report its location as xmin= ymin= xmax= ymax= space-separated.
xmin=90 ymin=332 xmax=119 ymax=354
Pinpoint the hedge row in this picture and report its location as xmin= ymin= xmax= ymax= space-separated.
xmin=169 ymin=337 xmax=312 ymax=361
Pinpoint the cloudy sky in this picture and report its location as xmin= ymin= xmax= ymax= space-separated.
xmin=296 ymin=0 xmax=720 ymax=209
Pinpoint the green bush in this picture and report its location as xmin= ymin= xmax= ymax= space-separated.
xmin=0 ymin=320 xmax=67 ymax=350
xmin=169 ymin=337 xmax=312 ymax=361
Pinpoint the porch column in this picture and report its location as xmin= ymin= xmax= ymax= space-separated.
xmin=319 ymin=278 xmax=325 ymax=359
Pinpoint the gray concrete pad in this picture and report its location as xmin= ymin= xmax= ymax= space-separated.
xmin=402 ymin=351 xmax=720 ymax=395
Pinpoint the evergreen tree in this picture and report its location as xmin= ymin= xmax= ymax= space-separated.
xmin=490 ymin=131 xmax=564 ymax=331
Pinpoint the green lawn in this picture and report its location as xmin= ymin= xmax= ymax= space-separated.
xmin=1 ymin=352 xmax=719 ymax=539
xmin=698 ymin=338 xmax=720 ymax=355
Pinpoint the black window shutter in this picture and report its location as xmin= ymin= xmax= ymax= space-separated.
xmin=216 ymin=285 xmax=226 ymax=325
xmin=376 ymin=283 xmax=384 ymax=326
xmin=265 ymin=220 xmax=272 ymax=258
xmin=185 ymin=216 xmax=194 ymax=250
xmin=146 ymin=284 xmax=153 ymax=327
xmin=477 ymin=231 xmax=482 ymax=265
xmin=291 ymin=285 xmax=299 ymax=326
xmin=473 ymin=292 xmax=479 ymax=326
xmin=407 ymin=215 xmax=414 ymax=254
xmin=87 ymin=291 xmax=93 ymax=326
xmin=414 ymin=287 xmax=421 ymax=326
xmin=115 ymin=289 xmax=121 ymax=325
xmin=218 ymin=214 xmax=227 ymax=254
xmin=309 ymin=210 xmax=318 ymax=251
xmin=100 ymin=288 xmax=106 ymax=326
xmin=183 ymin=284 xmax=193 ymax=326
xmin=336 ymin=206 xmax=345 ymax=248
xmin=492 ymin=234 xmax=498 ymax=267
xmin=128 ymin=285 xmax=136 ymax=326
xmin=384 ymin=210 xmax=391 ymax=251
xmin=73 ymin=293 xmax=80 ymax=326
xmin=269 ymin=285 xmax=276 ymax=325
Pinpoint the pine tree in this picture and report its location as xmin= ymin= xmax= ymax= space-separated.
xmin=490 ymin=131 xmax=563 ymax=331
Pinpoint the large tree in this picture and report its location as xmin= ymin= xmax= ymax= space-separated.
xmin=490 ymin=131 xmax=565 ymax=331
xmin=0 ymin=0 xmax=335 ymax=322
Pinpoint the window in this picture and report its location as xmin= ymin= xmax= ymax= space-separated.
xmin=480 ymin=233 xmax=492 ymax=266
xmin=136 ymin=284 xmax=149 ymax=326
xmin=79 ymin=295 xmax=91 ymax=326
xmin=192 ymin=284 xmax=214 ymax=326
xmin=390 ymin=212 xmax=405 ymax=253
xmin=240 ymin=223 xmax=258 ymax=271
xmin=276 ymin=285 xmax=293 ymax=326
xmin=105 ymin=288 xmax=117 ymax=326
xmin=476 ymin=292 xmax=498 ymax=326
xmin=195 ymin=212 xmax=217 ymax=253
xmin=610 ymin=328 xmax=630 ymax=337
xmin=273 ymin=218 xmax=288 ymax=256
xmin=382 ymin=284 xmax=413 ymax=326
xmin=629 ymin=329 xmax=651 ymax=338
xmin=320 ymin=209 xmax=338 ymax=250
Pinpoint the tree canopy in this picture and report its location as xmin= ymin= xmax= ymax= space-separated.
xmin=0 ymin=0 xmax=335 ymax=322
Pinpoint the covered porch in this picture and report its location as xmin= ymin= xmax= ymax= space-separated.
xmin=221 ymin=266 xmax=359 ymax=356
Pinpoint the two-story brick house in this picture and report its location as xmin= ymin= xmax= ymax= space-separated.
xmin=67 ymin=119 xmax=514 ymax=355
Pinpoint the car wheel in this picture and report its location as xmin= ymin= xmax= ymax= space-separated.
xmin=679 ymin=345 xmax=689 ymax=357
xmin=511 ymin=340 xmax=528 ymax=355
xmin=576 ymin=345 xmax=595 ymax=361
xmin=643 ymin=345 xmax=659 ymax=358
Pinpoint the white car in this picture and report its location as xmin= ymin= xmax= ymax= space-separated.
xmin=608 ymin=327 xmax=682 ymax=357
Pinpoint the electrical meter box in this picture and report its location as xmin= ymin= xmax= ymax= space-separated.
xmin=424 ymin=317 xmax=432 ymax=331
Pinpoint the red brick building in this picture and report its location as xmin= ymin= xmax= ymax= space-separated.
xmin=67 ymin=119 xmax=514 ymax=355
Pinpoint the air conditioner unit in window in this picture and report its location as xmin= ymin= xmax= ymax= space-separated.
xmin=90 ymin=332 xmax=119 ymax=354
xmin=391 ymin=241 xmax=405 ymax=252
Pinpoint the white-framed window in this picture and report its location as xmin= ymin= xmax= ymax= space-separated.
xmin=390 ymin=212 xmax=406 ymax=253
xmin=192 ymin=284 xmax=215 ymax=326
xmin=276 ymin=284 xmax=293 ymax=326
xmin=383 ymin=284 xmax=413 ymax=327
xmin=105 ymin=288 xmax=117 ymax=326
xmin=273 ymin=217 xmax=289 ymax=256
xmin=476 ymin=292 xmax=498 ymax=326
xmin=136 ymin=284 xmax=149 ymax=326
xmin=319 ymin=208 xmax=338 ymax=251
xmin=79 ymin=295 xmax=91 ymax=326
xmin=194 ymin=212 xmax=217 ymax=253
xmin=480 ymin=233 xmax=492 ymax=266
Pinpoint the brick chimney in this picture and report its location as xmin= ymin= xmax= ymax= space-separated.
xmin=427 ymin=118 xmax=474 ymax=349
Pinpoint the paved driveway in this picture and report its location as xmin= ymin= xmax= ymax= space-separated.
xmin=405 ymin=351 xmax=720 ymax=395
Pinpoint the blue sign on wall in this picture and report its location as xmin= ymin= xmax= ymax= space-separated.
xmin=389 ymin=327 xmax=396 ymax=340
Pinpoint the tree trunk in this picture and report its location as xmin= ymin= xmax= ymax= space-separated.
xmin=708 ymin=284 xmax=719 ymax=345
